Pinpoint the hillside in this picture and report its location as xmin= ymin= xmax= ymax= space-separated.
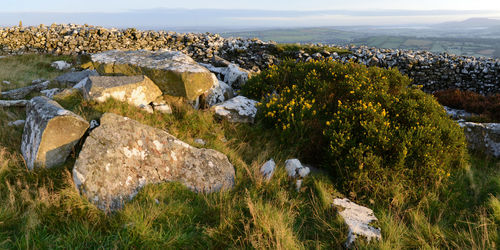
xmin=0 ymin=25 xmax=499 ymax=249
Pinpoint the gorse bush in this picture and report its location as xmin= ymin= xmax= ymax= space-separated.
xmin=241 ymin=59 xmax=468 ymax=200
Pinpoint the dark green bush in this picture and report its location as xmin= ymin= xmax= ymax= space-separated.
xmin=241 ymin=59 xmax=468 ymax=200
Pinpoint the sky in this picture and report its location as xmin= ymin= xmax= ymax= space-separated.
xmin=3 ymin=0 xmax=500 ymax=12
xmin=2 ymin=0 xmax=500 ymax=28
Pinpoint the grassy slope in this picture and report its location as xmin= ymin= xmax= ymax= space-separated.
xmin=0 ymin=55 xmax=499 ymax=249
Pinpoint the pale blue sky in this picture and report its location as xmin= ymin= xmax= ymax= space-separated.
xmin=3 ymin=0 xmax=500 ymax=12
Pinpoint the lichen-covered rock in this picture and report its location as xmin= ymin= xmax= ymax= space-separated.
xmin=333 ymin=198 xmax=382 ymax=247
xmin=79 ymin=75 xmax=162 ymax=107
xmin=73 ymin=113 xmax=235 ymax=211
xmin=459 ymin=122 xmax=500 ymax=158
xmin=212 ymin=96 xmax=258 ymax=123
xmin=21 ymin=96 xmax=89 ymax=170
xmin=91 ymin=50 xmax=218 ymax=100
xmin=54 ymin=69 xmax=99 ymax=87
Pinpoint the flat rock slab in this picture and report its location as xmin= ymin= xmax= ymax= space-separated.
xmin=91 ymin=50 xmax=218 ymax=100
xmin=73 ymin=113 xmax=235 ymax=211
xmin=212 ymin=96 xmax=258 ymax=123
xmin=333 ymin=198 xmax=382 ymax=247
xmin=21 ymin=96 xmax=89 ymax=170
xmin=79 ymin=75 xmax=162 ymax=107
xmin=54 ymin=69 xmax=99 ymax=87
xmin=459 ymin=122 xmax=500 ymax=158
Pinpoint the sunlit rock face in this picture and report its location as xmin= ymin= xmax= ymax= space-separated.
xmin=21 ymin=96 xmax=89 ymax=170
xmin=91 ymin=50 xmax=219 ymax=100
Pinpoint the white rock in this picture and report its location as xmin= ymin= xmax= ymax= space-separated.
xmin=90 ymin=120 xmax=100 ymax=129
xmin=2 ymin=80 xmax=10 ymax=85
xmin=51 ymin=60 xmax=71 ymax=70
xmin=8 ymin=120 xmax=25 ymax=127
xmin=333 ymin=198 xmax=382 ymax=247
xmin=223 ymin=64 xmax=250 ymax=88
xmin=153 ymin=103 xmax=173 ymax=114
xmin=260 ymin=159 xmax=276 ymax=181
xmin=212 ymin=96 xmax=258 ymax=123
xmin=298 ymin=166 xmax=310 ymax=178
xmin=40 ymin=88 xmax=61 ymax=99
xmin=194 ymin=138 xmax=206 ymax=146
xmin=285 ymin=159 xmax=302 ymax=178
xmin=296 ymin=179 xmax=303 ymax=191
xmin=204 ymin=79 xmax=234 ymax=106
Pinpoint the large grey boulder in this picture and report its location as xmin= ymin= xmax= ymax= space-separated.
xmin=212 ymin=96 xmax=258 ymax=123
xmin=78 ymin=75 xmax=162 ymax=107
xmin=54 ymin=69 xmax=98 ymax=87
xmin=459 ymin=122 xmax=500 ymax=158
xmin=73 ymin=113 xmax=235 ymax=211
xmin=333 ymin=198 xmax=382 ymax=247
xmin=91 ymin=50 xmax=218 ymax=100
xmin=21 ymin=96 xmax=89 ymax=170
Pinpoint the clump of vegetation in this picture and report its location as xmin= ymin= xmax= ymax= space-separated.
xmin=242 ymin=59 xmax=468 ymax=201
xmin=434 ymin=88 xmax=500 ymax=122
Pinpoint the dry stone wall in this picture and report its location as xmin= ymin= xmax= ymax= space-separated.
xmin=0 ymin=24 xmax=499 ymax=94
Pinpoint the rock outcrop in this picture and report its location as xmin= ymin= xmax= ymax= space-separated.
xmin=212 ymin=96 xmax=258 ymax=123
xmin=90 ymin=50 xmax=218 ymax=100
xmin=459 ymin=122 xmax=500 ymax=158
xmin=73 ymin=113 xmax=235 ymax=211
xmin=333 ymin=198 xmax=382 ymax=247
xmin=78 ymin=75 xmax=162 ymax=107
xmin=21 ymin=96 xmax=89 ymax=170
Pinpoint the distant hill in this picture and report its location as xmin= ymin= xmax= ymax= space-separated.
xmin=433 ymin=18 xmax=500 ymax=29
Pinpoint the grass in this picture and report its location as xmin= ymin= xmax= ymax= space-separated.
xmin=272 ymin=43 xmax=351 ymax=58
xmin=0 ymin=54 xmax=74 ymax=92
xmin=0 ymin=54 xmax=499 ymax=248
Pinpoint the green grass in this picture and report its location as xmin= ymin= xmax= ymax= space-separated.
xmin=0 ymin=54 xmax=498 ymax=248
xmin=0 ymin=54 xmax=74 ymax=92
xmin=272 ymin=43 xmax=351 ymax=58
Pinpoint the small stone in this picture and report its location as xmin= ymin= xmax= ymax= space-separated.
xmin=153 ymin=103 xmax=173 ymax=114
xmin=51 ymin=60 xmax=71 ymax=70
xmin=194 ymin=138 xmax=206 ymax=146
xmin=333 ymin=198 xmax=382 ymax=247
xmin=40 ymin=88 xmax=61 ymax=99
xmin=285 ymin=159 xmax=302 ymax=178
xmin=296 ymin=179 xmax=303 ymax=191
xmin=89 ymin=120 xmax=99 ymax=129
xmin=8 ymin=120 xmax=25 ymax=127
xmin=212 ymin=96 xmax=258 ymax=123
xmin=260 ymin=159 xmax=276 ymax=181
xmin=2 ymin=80 xmax=10 ymax=85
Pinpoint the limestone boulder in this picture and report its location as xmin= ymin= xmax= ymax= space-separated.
xmin=212 ymin=96 xmax=258 ymax=123
xmin=78 ymin=75 xmax=162 ymax=107
xmin=73 ymin=113 xmax=235 ymax=211
xmin=333 ymin=198 xmax=382 ymax=247
xmin=203 ymin=80 xmax=234 ymax=107
xmin=91 ymin=50 xmax=218 ymax=100
xmin=21 ymin=96 xmax=89 ymax=170
xmin=459 ymin=122 xmax=500 ymax=158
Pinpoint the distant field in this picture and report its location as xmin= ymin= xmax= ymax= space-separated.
xmin=223 ymin=28 xmax=500 ymax=58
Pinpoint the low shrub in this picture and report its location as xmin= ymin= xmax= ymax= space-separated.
xmin=433 ymin=89 xmax=500 ymax=122
xmin=241 ymin=59 xmax=468 ymax=200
